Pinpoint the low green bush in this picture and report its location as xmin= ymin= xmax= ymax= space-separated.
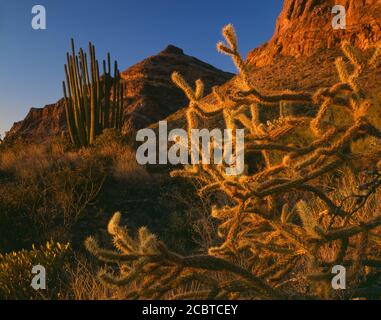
xmin=0 ymin=241 xmax=71 ymax=300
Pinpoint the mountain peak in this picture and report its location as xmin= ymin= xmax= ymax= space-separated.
xmin=160 ymin=45 xmax=184 ymax=55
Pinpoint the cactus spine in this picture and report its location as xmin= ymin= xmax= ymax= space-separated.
xmin=62 ymin=39 xmax=124 ymax=147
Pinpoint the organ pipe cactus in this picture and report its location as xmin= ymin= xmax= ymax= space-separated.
xmin=62 ymin=39 xmax=124 ymax=147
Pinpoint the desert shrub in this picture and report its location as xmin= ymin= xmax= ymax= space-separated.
xmin=111 ymin=146 xmax=150 ymax=182
xmin=65 ymin=256 xmax=113 ymax=300
xmin=163 ymin=181 xmax=218 ymax=253
xmin=94 ymin=128 xmax=125 ymax=149
xmin=86 ymin=25 xmax=381 ymax=300
xmin=0 ymin=141 xmax=107 ymax=251
xmin=0 ymin=180 xmax=43 ymax=251
xmin=95 ymin=129 xmax=150 ymax=183
xmin=43 ymin=155 xmax=106 ymax=228
xmin=0 ymin=241 xmax=71 ymax=300
xmin=0 ymin=142 xmax=57 ymax=181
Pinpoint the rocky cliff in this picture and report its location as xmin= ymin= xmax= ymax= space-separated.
xmin=5 ymin=101 xmax=66 ymax=143
xmin=248 ymin=0 xmax=381 ymax=67
xmin=5 ymin=45 xmax=233 ymax=143
xmin=165 ymin=0 xmax=381 ymax=129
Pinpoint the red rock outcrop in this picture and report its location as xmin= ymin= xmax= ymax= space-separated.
xmin=166 ymin=0 xmax=381 ymax=129
xmin=5 ymin=101 xmax=66 ymax=143
xmin=248 ymin=0 xmax=381 ymax=67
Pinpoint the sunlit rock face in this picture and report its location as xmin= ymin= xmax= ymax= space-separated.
xmin=165 ymin=0 xmax=381 ymax=133
xmin=248 ymin=0 xmax=381 ymax=67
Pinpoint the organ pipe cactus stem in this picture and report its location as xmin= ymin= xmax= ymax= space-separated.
xmin=62 ymin=39 xmax=124 ymax=147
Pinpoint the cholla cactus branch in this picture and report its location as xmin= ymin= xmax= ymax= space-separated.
xmin=217 ymin=24 xmax=251 ymax=89
xmin=88 ymin=27 xmax=381 ymax=299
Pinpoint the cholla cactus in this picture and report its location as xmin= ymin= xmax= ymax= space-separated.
xmin=86 ymin=212 xmax=284 ymax=299
xmin=87 ymin=26 xmax=381 ymax=299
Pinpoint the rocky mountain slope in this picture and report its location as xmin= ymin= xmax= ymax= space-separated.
xmin=5 ymin=45 xmax=233 ymax=142
xmin=165 ymin=0 xmax=381 ymax=129
xmin=119 ymin=45 xmax=233 ymax=133
xmin=246 ymin=0 xmax=381 ymax=92
xmin=248 ymin=0 xmax=381 ymax=67
xmin=5 ymin=101 xmax=67 ymax=143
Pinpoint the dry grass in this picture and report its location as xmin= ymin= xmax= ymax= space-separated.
xmin=0 ymin=131 xmax=207 ymax=299
xmin=66 ymin=257 xmax=112 ymax=300
xmin=0 ymin=132 xmax=152 ymax=252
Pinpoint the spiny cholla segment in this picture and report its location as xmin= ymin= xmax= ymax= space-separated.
xmin=86 ymin=25 xmax=381 ymax=300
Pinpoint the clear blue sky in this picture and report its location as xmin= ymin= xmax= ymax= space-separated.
xmin=0 ymin=0 xmax=283 ymax=136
